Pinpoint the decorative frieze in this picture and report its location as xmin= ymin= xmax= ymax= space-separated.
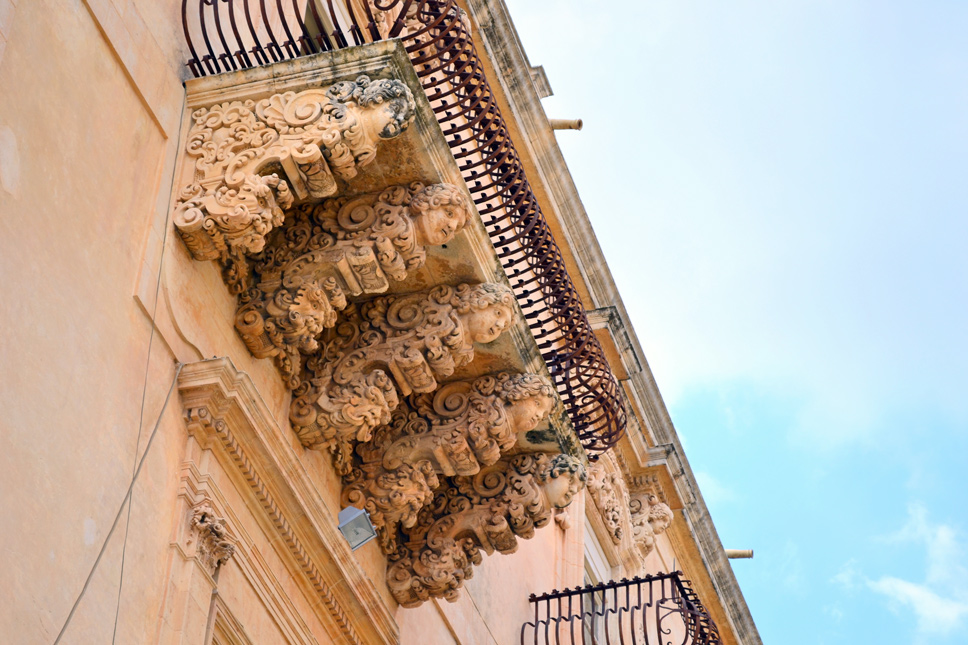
xmin=342 ymin=372 xmax=556 ymax=551
xmin=173 ymin=75 xmax=417 ymax=292
xmin=289 ymin=282 xmax=516 ymax=469
xmin=386 ymin=452 xmax=587 ymax=607
xmin=235 ymin=182 xmax=472 ymax=387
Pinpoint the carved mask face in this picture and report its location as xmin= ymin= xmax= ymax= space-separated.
xmin=362 ymin=98 xmax=413 ymax=140
xmin=462 ymin=304 xmax=512 ymax=343
xmin=543 ymin=471 xmax=583 ymax=509
xmin=413 ymin=205 xmax=466 ymax=247
xmin=506 ymin=394 xmax=554 ymax=432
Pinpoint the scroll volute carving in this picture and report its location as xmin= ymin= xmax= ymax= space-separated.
xmin=385 ymin=452 xmax=586 ymax=607
xmin=173 ymin=75 xmax=418 ymax=293
xmin=586 ymin=457 xmax=627 ymax=544
xmin=289 ymin=282 xmax=516 ymax=467
xmin=234 ymin=183 xmax=472 ymax=388
xmin=341 ymin=372 xmax=557 ymax=552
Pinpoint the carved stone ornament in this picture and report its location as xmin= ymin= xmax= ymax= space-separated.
xmin=289 ymin=282 xmax=516 ymax=469
xmin=189 ymin=503 xmax=237 ymax=574
xmin=173 ymin=75 xmax=418 ymax=293
xmin=587 ymin=454 xmax=674 ymax=560
xmin=341 ymin=372 xmax=556 ymax=551
xmin=629 ymin=493 xmax=674 ymax=558
xmin=386 ymin=452 xmax=586 ymax=607
xmin=586 ymin=459 xmax=627 ymax=544
xmin=235 ymin=183 xmax=472 ymax=388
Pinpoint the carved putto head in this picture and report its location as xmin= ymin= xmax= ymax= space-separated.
xmin=496 ymin=372 xmax=556 ymax=433
xmin=410 ymin=183 xmax=472 ymax=246
xmin=449 ymin=282 xmax=516 ymax=343
xmin=327 ymin=75 xmax=417 ymax=140
xmin=537 ymin=453 xmax=587 ymax=509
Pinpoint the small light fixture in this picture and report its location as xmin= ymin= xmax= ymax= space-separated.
xmin=337 ymin=506 xmax=377 ymax=551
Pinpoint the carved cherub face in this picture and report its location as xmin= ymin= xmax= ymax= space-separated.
xmin=543 ymin=468 xmax=584 ymax=509
xmin=361 ymin=97 xmax=413 ymax=139
xmin=505 ymin=393 xmax=555 ymax=433
xmin=413 ymin=203 xmax=465 ymax=246
xmin=461 ymin=303 xmax=512 ymax=343
xmin=410 ymin=183 xmax=470 ymax=247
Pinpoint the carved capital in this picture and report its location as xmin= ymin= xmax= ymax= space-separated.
xmin=342 ymin=372 xmax=556 ymax=551
xmin=189 ymin=503 xmax=236 ymax=574
xmin=173 ymin=76 xmax=417 ymax=293
xmin=234 ymin=182 xmax=471 ymax=387
xmin=289 ymin=282 xmax=516 ymax=468
xmin=386 ymin=452 xmax=586 ymax=607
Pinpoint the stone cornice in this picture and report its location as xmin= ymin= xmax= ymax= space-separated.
xmin=464 ymin=1 xmax=762 ymax=643
xmin=177 ymin=357 xmax=398 ymax=645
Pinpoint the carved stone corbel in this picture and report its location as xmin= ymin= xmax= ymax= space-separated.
xmin=234 ymin=182 xmax=472 ymax=388
xmin=188 ymin=502 xmax=237 ymax=575
xmin=288 ymin=282 xmax=516 ymax=468
xmin=629 ymin=492 xmax=674 ymax=559
xmin=173 ymin=75 xmax=418 ymax=293
xmin=385 ymin=452 xmax=586 ymax=607
xmin=341 ymin=372 xmax=556 ymax=551
xmin=586 ymin=453 xmax=674 ymax=563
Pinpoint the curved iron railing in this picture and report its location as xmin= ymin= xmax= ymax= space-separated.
xmin=182 ymin=0 xmax=627 ymax=456
xmin=523 ymin=573 xmax=723 ymax=645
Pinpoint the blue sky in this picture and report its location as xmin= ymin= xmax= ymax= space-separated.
xmin=503 ymin=1 xmax=968 ymax=642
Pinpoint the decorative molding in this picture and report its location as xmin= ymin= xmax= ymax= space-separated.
xmin=342 ymin=372 xmax=556 ymax=551
xmin=236 ymin=182 xmax=472 ymax=388
xmin=178 ymin=358 xmax=399 ymax=645
xmin=386 ymin=452 xmax=587 ymax=607
xmin=173 ymin=75 xmax=418 ymax=294
xmin=289 ymin=282 xmax=516 ymax=472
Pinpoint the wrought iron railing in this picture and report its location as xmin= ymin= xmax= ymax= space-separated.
xmin=522 ymin=573 xmax=723 ymax=645
xmin=181 ymin=0 xmax=627 ymax=456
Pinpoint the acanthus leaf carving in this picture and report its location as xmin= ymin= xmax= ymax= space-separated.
xmin=289 ymin=282 xmax=516 ymax=470
xmin=173 ymin=76 xmax=418 ymax=294
xmin=385 ymin=452 xmax=586 ymax=607
xmin=342 ymin=372 xmax=556 ymax=552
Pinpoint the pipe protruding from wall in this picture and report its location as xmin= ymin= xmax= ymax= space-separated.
xmin=725 ymin=549 xmax=754 ymax=559
xmin=550 ymin=118 xmax=583 ymax=131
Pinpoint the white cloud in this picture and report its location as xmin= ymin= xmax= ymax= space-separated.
xmin=867 ymin=576 xmax=968 ymax=639
xmin=861 ymin=504 xmax=968 ymax=641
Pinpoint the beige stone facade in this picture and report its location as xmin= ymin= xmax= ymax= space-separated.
xmin=0 ymin=1 xmax=760 ymax=644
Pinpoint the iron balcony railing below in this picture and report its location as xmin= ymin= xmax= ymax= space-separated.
xmin=523 ymin=572 xmax=723 ymax=645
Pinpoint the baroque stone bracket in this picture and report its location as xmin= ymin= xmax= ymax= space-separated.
xmin=235 ymin=182 xmax=472 ymax=388
xmin=587 ymin=452 xmax=674 ymax=566
xmin=288 ymin=282 xmax=516 ymax=470
xmin=386 ymin=452 xmax=587 ymax=607
xmin=341 ymin=372 xmax=557 ymax=552
xmin=173 ymin=75 xmax=418 ymax=293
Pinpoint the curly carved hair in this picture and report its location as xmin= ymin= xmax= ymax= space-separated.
xmin=447 ymin=282 xmax=515 ymax=315
xmin=491 ymin=372 xmax=555 ymax=404
xmin=324 ymin=75 xmax=417 ymax=138
xmin=543 ymin=453 xmax=588 ymax=484
xmin=410 ymin=183 xmax=471 ymax=227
